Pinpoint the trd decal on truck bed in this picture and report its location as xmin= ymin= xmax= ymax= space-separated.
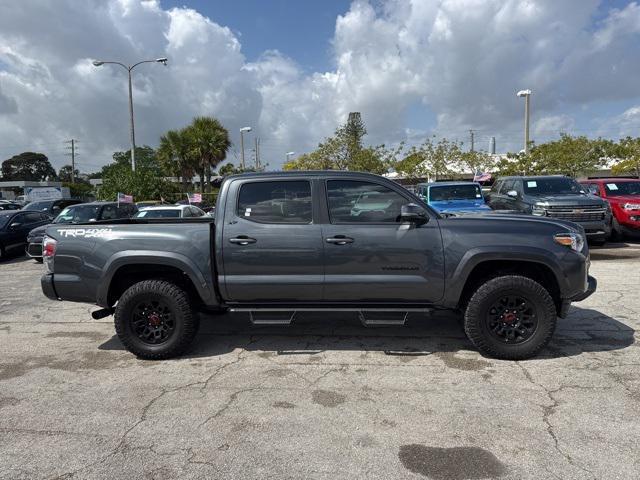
xmin=57 ymin=228 xmax=114 ymax=238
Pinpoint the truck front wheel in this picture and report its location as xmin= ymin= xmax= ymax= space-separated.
xmin=114 ymin=280 xmax=199 ymax=360
xmin=464 ymin=275 xmax=556 ymax=360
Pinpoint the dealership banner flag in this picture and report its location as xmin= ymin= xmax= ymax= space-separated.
xmin=473 ymin=170 xmax=492 ymax=182
xmin=187 ymin=193 xmax=202 ymax=203
xmin=117 ymin=192 xmax=133 ymax=204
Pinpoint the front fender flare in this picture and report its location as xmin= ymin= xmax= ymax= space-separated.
xmin=442 ymin=246 xmax=568 ymax=308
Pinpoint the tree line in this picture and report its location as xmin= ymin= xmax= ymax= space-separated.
xmin=3 ymin=112 xmax=639 ymax=202
xmin=284 ymin=113 xmax=640 ymax=180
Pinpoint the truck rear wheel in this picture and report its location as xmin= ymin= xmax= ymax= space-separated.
xmin=114 ymin=280 xmax=199 ymax=360
xmin=464 ymin=275 xmax=556 ymax=360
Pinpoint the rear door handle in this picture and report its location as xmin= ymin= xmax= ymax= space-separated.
xmin=229 ymin=236 xmax=257 ymax=245
xmin=326 ymin=236 xmax=354 ymax=245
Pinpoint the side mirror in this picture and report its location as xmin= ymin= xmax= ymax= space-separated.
xmin=10 ymin=222 xmax=21 ymax=229
xmin=506 ymin=190 xmax=518 ymax=198
xmin=400 ymin=203 xmax=428 ymax=225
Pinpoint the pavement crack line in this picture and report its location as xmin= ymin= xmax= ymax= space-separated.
xmin=199 ymin=387 xmax=258 ymax=427
xmin=517 ymin=362 xmax=597 ymax=480
xmin=49 ymin=353 xmax=247 ymax=479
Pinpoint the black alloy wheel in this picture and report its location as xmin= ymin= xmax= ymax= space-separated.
xmin=131 ymin=299 xmax=176 ymax=345
xmin=486 ymin=295 xmax=538 ymax=344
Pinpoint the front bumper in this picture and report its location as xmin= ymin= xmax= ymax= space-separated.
xmin=41 ymin=273 xmax=59 ymax=300
xmin=571 ymin=275 xmax=597 ymax=302
xmin=571 ymin=220 xmax=609 ymax=238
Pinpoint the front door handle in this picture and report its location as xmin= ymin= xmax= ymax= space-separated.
xmin=229 ymin=236 xmax=257 ymax=245
xmin=326 ymin=236 xmax=354 ymax=245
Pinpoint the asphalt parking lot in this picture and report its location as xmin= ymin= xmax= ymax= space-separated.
xmin=1 ymin=244 xmax=639 ymax=480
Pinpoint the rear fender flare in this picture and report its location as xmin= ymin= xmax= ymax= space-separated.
xmin=96 ymin=251 xmax=213 ymax=307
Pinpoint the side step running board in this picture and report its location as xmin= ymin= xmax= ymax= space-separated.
xmin=249 ymin=311 xmax=296 ymax=326
xmin=227 ymin=307 xmax=425 ymax=327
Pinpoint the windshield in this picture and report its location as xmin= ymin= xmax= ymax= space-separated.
xmin=24 ymin=201 xmax=54 ymax=211
xmin=135 ymin=209 xmax=181 ymax=218
xmin=523 ymin=178 xmax=584 ymax=195
xmin=54 ymin=205 xmax=101 ymax=223
xmin=604 ymin=181 xmax=640 ymax=196
xmin=0 ymin=215 xmax=10 ymax=229
xmin=430 ymin=184 xmax=482 ymax=201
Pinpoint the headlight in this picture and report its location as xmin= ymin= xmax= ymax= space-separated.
xmin=532 ymin=205 xmax=546 ymax=216
xmin=623 ymin=203 xmax=640 ymax=210
xmin=554 ymin=232 xmax=584 ymax=252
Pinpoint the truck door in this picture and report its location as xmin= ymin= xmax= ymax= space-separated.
xmin=321 ymin=179 xmax=444 ymax=303
xmin=221 ymin=178 xmax=324 ymax=302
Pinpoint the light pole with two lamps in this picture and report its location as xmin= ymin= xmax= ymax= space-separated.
xmin=92 ymin=57 xmax=168 ymax=171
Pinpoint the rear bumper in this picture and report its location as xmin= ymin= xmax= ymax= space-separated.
xmin=41 ymin=273 xmax=59 ymax=300
xmin=26 ymin=241 xmax=43 ymax=258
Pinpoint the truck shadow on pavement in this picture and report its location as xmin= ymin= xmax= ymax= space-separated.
xmin=0 ymin=254 xmax=35 ymax=265
xmin=98 ymin=306 xmax=635 ymax=361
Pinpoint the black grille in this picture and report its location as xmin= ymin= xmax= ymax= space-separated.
xmin=544 ymin=205 xmax=606 ymax=222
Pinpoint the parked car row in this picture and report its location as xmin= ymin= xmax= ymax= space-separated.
xmin=579 ymin=178 xmax=640 ymax=240
xmin=0 ymin=197 xmax=216 ymax=262
xmin=415 ymin=175 xmax=640 ymax=244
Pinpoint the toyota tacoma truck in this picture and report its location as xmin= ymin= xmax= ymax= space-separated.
xmin=40 ymin=171 xmax=596 ymax=360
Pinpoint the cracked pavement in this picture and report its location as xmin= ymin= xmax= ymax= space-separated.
xmin=0 ymin=243 xmax=639 ymax=479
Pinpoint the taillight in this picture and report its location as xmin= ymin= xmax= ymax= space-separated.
xmin=43 ymin=235 xmax=57 ymax=273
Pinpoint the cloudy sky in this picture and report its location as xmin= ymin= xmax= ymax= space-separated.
xmin=1 ymin=0 xmax=639 ymax=173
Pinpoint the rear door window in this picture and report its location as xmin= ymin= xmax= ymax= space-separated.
xmin=237 ymin=181 xmax=312 ymax=224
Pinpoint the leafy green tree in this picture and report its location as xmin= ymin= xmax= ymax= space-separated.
xmin=97 ymin=164 xmax=176 ymax=201
xmin=283 ymin=112 xmax=387 ymax=174
xmin=497 ymin=135 xmax=611 ymax=177
xmin=1 ymin=152 xmax=57 ymax=181
xmin=58 ymin=165 xmax=79 ymax=183
xmin=393 ymin=137 xmax=461 ymax=180
xmin=63 ymin=181 xmax=93 ymax=199
xmin=611 ymin=137 xmax=640 ymax=178
xmin=158 ymin=129 xmax=195 ymax=191
xmin=184 ymin=117 xmax=231 ymax=193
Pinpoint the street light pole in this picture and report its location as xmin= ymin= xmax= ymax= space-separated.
xmin=286 ymin=151 xmax=295 ymax=163
xmin=517 ymin=89 xmax=532 ymax=154
xmin=92 ymin=57 xmax=168 ymax=171
xmin=239 ymin=127 xmax=252 ymax=170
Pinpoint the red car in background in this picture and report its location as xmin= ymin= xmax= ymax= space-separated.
xmin=580 ymin=178 xmax=640 ymax=239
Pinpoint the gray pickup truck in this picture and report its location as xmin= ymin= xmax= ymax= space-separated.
xmin=41 ymin=171 xmax=596 ymax=360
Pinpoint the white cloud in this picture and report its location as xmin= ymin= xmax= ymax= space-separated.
xmin=0 ymin=0 xmax=640 ymax=172
xmin=534 ymin=114 xmax=575 ymax=136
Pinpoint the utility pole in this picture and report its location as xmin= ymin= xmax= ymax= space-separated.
xmin=64 ymin=139 xmax=77 ymax=183
xmin=469 ymin=130 xmax=475 ymax=152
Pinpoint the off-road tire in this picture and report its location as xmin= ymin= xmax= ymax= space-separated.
xmin=611 ymin=217 xmax=623 ymax=241
xmin=464 ymin=275 xmax=556 ymax=360
xmin=114 ymin=280 xmax=199 ymax=360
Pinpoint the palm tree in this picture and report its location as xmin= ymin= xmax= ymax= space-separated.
xmin=158 ymin=128 xmax=194 ymax=191
xmin=184 ymin=117 xmax=231 ymax=193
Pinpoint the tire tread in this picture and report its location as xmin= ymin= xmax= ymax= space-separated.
xmin=114 ymin=279 xmax=198 ymax=360
xmin=464 ymin=275 xmax=556 ymax=360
